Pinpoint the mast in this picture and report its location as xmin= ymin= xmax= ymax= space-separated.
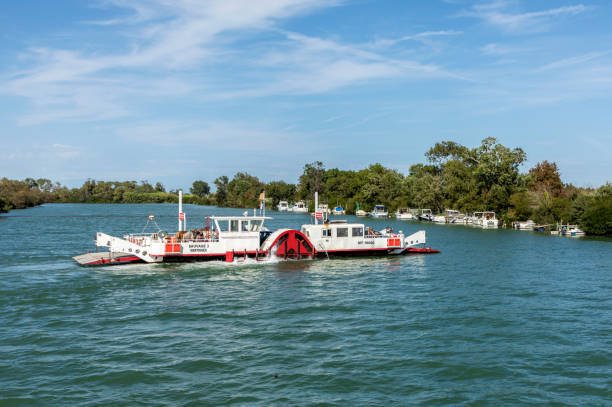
xmin=315 ymin=191 xmax=319 ymax=225
xmin=178 ymin=189 xmax=183 ymax=231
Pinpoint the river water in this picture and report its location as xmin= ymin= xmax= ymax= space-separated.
xmin=1 ymin=203 xmax=610 ymax=406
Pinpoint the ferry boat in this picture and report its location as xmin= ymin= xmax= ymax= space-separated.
xmin=371 ymin=205 xmax=388 ymax=218
xmin=277 ymin=200 xmax=289 ymax=211
xmin=73 ymin=192 xmax=439 ymax=266
xmin=292 ymin=200 xmax=309 ymax=213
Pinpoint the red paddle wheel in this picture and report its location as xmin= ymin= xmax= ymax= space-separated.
xmin=273 ymin=230 xmax=315 ymax=260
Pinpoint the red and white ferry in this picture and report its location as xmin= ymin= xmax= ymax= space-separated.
xmin=73 ymin=191 xmax=439 ymax=266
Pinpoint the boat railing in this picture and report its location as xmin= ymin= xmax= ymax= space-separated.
xmin=125 ymin=232 xmax=220 ymax=244
xmin=365 ymin=234 xmax=391 ymax=239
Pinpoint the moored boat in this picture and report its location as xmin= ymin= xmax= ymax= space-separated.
xmin=395 ymin=208 xmax=414 ymax=220
xmin=371 ymin=205 xmax=388 ymax=218
xmin=331 ymin=205 xmax=345 ymax=215
xmin=472 ymin=211 xmax=499 ymax=228
xmin=555 ymin=223 xmax=585 ymax=237
xmin=512 ymin=219 xmax=536 ymax=230
xmin=292 ymin=200 xmax=309 ymax=213
xmin=416 ymin=208 xmax=433 ymax=222
xmin=277 ymin=200 xmax=289 ymax=211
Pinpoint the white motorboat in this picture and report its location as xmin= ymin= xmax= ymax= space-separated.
xmin=512 ymin=220 xmax=536 ymax=230
xmin=371 ymin=205 xmax=389 ymax=218
xmin=292 ymin=200 xmax=309 ymax=213
xmin=472 ymin=211 xmax=499 ymax=228
xmin=395 ymin=208 xmax=414 ymax=220
xmin=416 ymin=209 xmax=433 ymax=222
xmin=277 ymin=200 xmax=289 ymax=211
xmin=556 ymin=224 xmax=585 ymax=237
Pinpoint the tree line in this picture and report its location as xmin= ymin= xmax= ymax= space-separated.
xmin=2 ymin=138 xmax=610 ymax=235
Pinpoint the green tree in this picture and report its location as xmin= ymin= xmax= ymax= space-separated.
xmin=214 ymin=176 xmax=229 ymax=206
xmin=528 ymin=161 xmax=563 ymax=197
xmin=190 ymin=180 xmax=210 ymax=197
xmin=298 ymin=161 xmax=325 ymax=198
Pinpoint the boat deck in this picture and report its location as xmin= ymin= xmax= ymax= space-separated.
xmin=73 ymin=252 xmax=141 ymax=266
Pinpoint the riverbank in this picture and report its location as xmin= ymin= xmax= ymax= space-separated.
xmin=2 ymin=139 xmax=611 ymax=236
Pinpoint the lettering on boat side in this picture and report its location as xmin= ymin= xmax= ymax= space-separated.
xmin=187 ymin=243 xmax=209 ymax=252
xmin=358 ymin=240 xmax=375 ymax=245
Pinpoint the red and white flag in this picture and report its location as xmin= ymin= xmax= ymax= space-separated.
xmin=315 ymin=212 xmax=323 ymax=220
xmin=179 ymin=212 xmax=185 ymax=220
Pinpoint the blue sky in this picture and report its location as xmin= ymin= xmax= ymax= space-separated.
xmin=1 ymin=0 xmax=611 ymax=189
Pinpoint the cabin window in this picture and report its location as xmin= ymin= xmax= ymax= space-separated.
xmin=249 ymin=220 xmax=263 ymax=231
xmin=216 ymin=220 xmax=228 ymax=232
xmin=322 ymin=229 xmax=331 ymax=237
xmin=241 ymin=221 xmax=248 ymax=231
xmin=230 ymin=220 xmax=239 ymax=232
xmin=352 ymin=227 xmax=363 ymax=237
xmin=336 ymin=227 xmax=348 ymax=237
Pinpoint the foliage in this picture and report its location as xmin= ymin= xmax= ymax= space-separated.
xmin=266 ymin=181 xmax=297 ymax=207
xmin=579 ymin=183 xmax=612 ymax=235
xmin=190 ymin=180 xmax=210 ymax=197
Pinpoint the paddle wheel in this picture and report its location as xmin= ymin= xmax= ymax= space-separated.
xmin=272 ymin=230 xmax=315 ymax=260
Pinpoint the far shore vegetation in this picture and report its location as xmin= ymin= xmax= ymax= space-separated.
xmin=2 ymin=138 xmax=611 ymax=236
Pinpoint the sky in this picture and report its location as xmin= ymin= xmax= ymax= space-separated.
xmin=1 ymin=0 xmax=611 ymax=190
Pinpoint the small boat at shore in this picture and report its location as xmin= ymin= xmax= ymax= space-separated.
xmin=553 ymin=223 xmax=585 ymax=237
xmin=292 ymin=200 xmax=309 ymax=213
xmin=355 ymin=202 xmax=368 ymax=217
xmin=416 ymin=209 xmax=433 ymax=222
xmin=331 ymin=205 xmax=345 ymax=215
xmin=277 ymin=200 xmax=289 ymax=211
xmin=512 ymin=220 xmax=536 ymax=230
xmin=472 ymin=211 xmax=499 ymax=228
xmin=371 ymin=205 xmax=389 ymax=218
xmin=395 ymin=208 xmax=414 ymax=220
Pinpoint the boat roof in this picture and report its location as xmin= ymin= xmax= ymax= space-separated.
xmin=375 ymin=205 xmax=386 ymax=208
xmin=210 ymin=216 xmax=271 ymax=220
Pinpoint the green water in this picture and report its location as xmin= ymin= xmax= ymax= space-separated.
xmin=1 ymin=204 xmax=611 ymax=406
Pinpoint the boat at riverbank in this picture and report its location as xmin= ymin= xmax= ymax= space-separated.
xmin=472 ymin=211 xmax=499 ymax=228
xmin=73 ymin=192 xmax=439 ymax=266
xmin=291 ymin=200 xmax=309 ymax=213
xmin=371 ymin=205 xmax=389 ymax=218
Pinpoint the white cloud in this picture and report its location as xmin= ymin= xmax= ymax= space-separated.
xmin=462 ymin=1 xmax=588 ymax=33
xmin=1 ymin=0 xmax=343 ymax=124
xmin=535 ymin=51 xmax=611 ymax=72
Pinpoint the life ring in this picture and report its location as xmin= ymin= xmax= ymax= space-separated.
xmin=158 ymin=230 xmax=168 ymax=240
